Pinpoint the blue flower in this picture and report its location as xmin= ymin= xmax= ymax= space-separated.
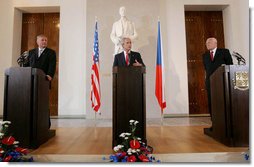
xmin=109 ymin=155 xmax=118 ymax=162
xmin=28 ymin=157 xmax=33 ymax=162
xmin=121 ymin=157 xmax=127 ymax=162
xmin=244 ymin=154 xmax=249 ymax=160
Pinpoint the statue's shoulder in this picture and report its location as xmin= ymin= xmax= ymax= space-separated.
xmin=113 ymin=19 xmax=121 ymax=25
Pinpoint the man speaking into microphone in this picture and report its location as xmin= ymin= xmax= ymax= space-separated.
xmin=113 ymin=37 xmax=145 ymax=67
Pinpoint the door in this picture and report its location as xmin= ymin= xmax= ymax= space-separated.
xmin=21 ymin=13 xmax=59 ymax=116
xmin=185 ymin=11 xmax=225 ymax=115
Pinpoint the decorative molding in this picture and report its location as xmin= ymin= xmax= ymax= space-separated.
xmin=50 ymin=115 xmax=86 ymax=119
xmin=164 ymin=114 xmax=210 ymax=118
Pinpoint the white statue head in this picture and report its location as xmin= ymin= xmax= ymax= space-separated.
xmin=119 ymin=6 xmax=126 ymax=17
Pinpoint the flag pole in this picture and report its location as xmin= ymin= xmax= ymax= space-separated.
xmin=94 ymin=111 xmax=97 ymax=128
xmin=160 ymin=108 xmax=163 ymax=126
xmin=94 ymin=15 xmax=98 ymax=128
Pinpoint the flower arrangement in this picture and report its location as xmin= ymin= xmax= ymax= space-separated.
xmin=108 ymin=120 xmax=160 ymax=162
xmin=0 ymin=121 xmax=33 ymax=162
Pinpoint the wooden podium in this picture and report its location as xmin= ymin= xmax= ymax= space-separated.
xmin=112 ymin=67 xmax=146 ymax=147
xmin=204 ymin=65 xmax=249 ymax=147
xmin=3 ymin=67 xmax=55 ymax=149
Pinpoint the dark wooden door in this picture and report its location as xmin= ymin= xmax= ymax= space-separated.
xmin=21 ymin=13 xmax=59 ymax=116
xmin=185 ymin=11 xmax=225 ymax=115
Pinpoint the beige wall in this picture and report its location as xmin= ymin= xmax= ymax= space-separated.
xmin=0 ymin=0 xmax=249 ymax=118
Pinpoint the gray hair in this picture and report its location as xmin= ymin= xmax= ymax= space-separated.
xmin=206 ymin=37 xmax=217 ymax=44
xmin=121 ymin=37 xmax=131 ymax=46
xmin=36 ymin=34 xmax=47 ymax=40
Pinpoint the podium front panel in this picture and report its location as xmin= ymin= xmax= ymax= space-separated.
xmin=4 ymin=67 xmax=54 ymax=148
xmin=207 ymin=65 xmax=249 ymax=147
xmin=113 ymin=67 xmax=146 ymax=147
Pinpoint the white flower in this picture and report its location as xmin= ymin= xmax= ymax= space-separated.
xmin=125 ymin=133 xmax=131 ymax=136
xmin=4 ymin=124 xmax=9 ymax=127
xmin=137 ymin=137 xmax=141 ymax=140
xmin=127 ymin=148 xmax=132 ymax=153
xmin=132 ymin=149 xmax=136 ymax=153
xmin=119 ymin=133 xmax=125 ymax=138
xmin=14 ymin=141 xmax=19 ymax=145
xmin=0 ymin=150 xmax=4 ymax=153
xmin=113 ymin=146 xmax=119 ymax=152
xmin=137 ymin=149 xmax=140 ymax=152
xmin=134 ymin=121 xmax=139 ymax=125
xmin=0 ymin=132 xmax=4 ymax=137
xmin=128 ymin=152 xmax=132 ymax=155
xmin=129 ymin=120 xmax=135 ymax=124
xmin=124 ymin=137 xmax=128 ymax=140
xmin=114 ymin=144 xmax=124 ymax=151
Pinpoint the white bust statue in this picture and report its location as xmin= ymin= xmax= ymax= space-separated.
xmin=110 ymin=6 xmax=138 ymax=55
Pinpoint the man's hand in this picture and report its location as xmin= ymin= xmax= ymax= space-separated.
xmin=46 ymin=75 xmax=52 ymax=81
xmin=133 ymin=59 xmax=142 ymax=66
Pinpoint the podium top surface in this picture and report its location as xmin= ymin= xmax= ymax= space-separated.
xmin=5 ymin=67 xmax=46 ymax=76
xmin=112 ymin=66 xmax=146 ymax=74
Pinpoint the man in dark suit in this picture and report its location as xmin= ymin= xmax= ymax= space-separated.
xmin=25 ymin=34 xmax=56 ymax=81
xmin=113 ymin=37 xmax=145 ymax=67
xmin=203 ymin=37 xmax=233 ymax=122
xmin=24 ymin=34 xmax=56 ymax=128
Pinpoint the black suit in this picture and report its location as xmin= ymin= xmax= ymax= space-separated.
xmin=25 ymin=47 xmax=56 ymax=78
xmin=24 ymin=47 xmax=56 ymax=129
xmin=203 ymin=48 xmax=233 ymax=119
xmin=113 ymin=51 xmax=145 ymax=67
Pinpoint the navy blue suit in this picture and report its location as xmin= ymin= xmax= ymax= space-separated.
xmin=113 ymin=51 xmax=145 ymax=67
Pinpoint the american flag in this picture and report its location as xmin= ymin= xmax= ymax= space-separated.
xmin=91 ymin=21 xmax=101 ymax=112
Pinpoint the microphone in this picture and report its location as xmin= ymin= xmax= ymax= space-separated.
xmin=17 ymin=51 xmax=29 ymax=67
xmin=232 ymin=51 xmax=245 ymax=65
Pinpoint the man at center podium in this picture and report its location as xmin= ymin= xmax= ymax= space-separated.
xmin=113 ymin=37 xmax=145 ymax=67
xmin=202 ymin=37 xmax=233 ymax=123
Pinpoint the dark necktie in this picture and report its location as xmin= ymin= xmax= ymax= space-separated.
xmin=210 ymin=51 xmax=214 ymax=61
xmin=126 ymin=53 xmax=129 ymax=65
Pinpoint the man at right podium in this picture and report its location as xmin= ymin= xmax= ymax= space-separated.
xmin=202 ymin=37 xmax=233 ymax=125
xmin=113 ymin=37 xmax=145 ymax=67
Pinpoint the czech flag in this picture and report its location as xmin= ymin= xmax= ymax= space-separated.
xmin=155 ymin=21 xmax=166 ymax=113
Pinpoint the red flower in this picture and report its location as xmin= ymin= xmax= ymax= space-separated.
xmin=15 ymin=147 xmax=28 ymax=154
xmin=129 ymin=140 xmax=140 ymax=149
xmin=138 ymin=154 xmax=149 ymax=162
xmin=119 ymin=152 xmax=126 ymax=158
xmin=2 ymin=136 xmax=15 ymax=145
xmin=127 ymin=155 xmax=136 ymax=162
xmin=3 ymin=155 xmax=12 ymax=162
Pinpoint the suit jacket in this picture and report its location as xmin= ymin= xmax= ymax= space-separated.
xmin=203 ymin=48 xmax=233 ymax=89
xmin=113 ymin=51 xmax=145 ymax=67
xmin=24 ymin=47 xmax=56 ymax=78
